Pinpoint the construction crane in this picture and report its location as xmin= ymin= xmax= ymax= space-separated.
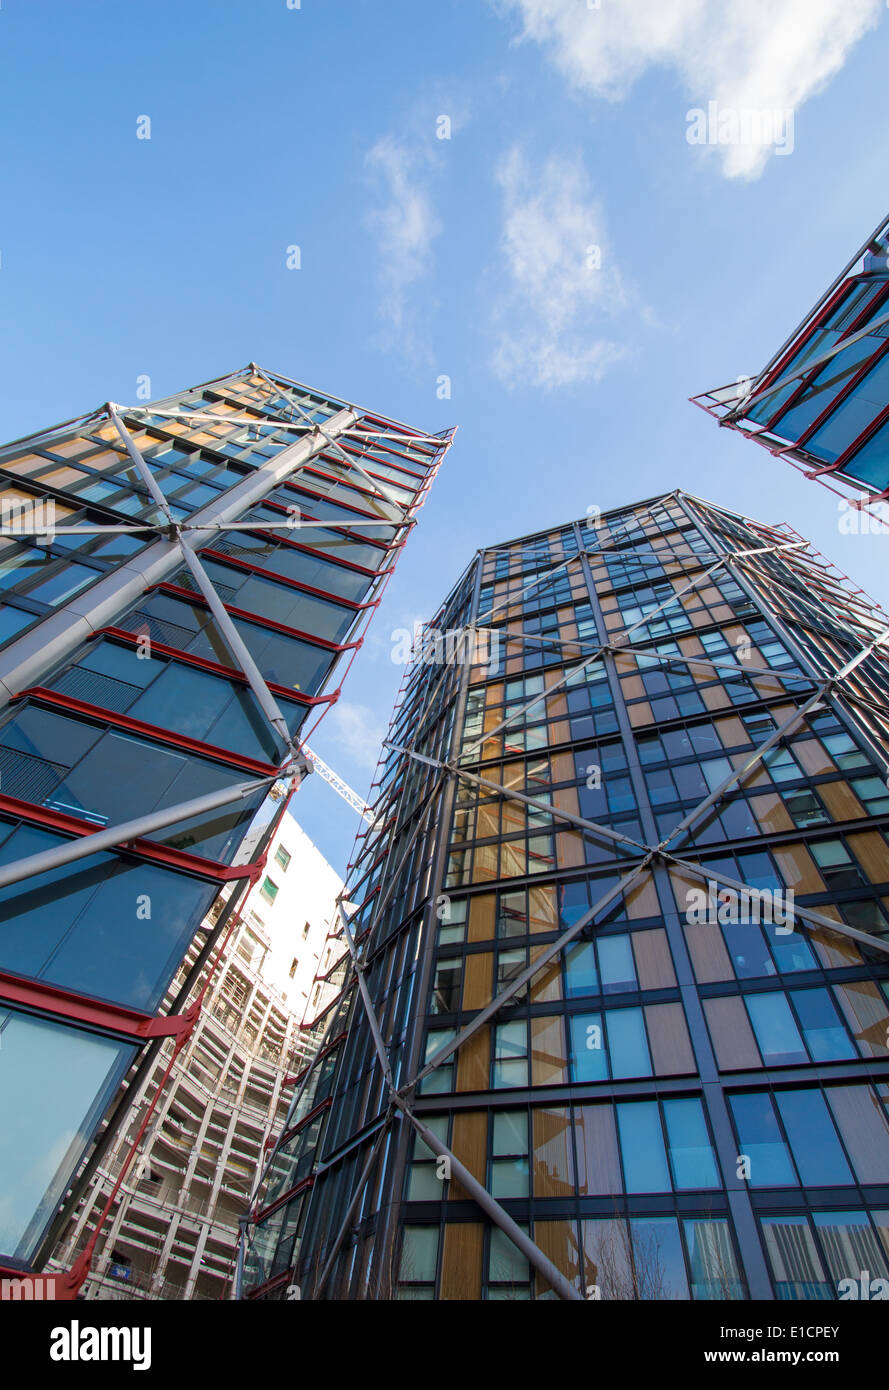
xmin=302 ymin=744 xmax=376 ymax=825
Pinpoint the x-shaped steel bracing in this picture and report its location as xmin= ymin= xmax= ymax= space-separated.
xmin=0 ymin=376 xmax=449 ymax=888
xmin=296 ymin=497 xmax=889 ymax=1301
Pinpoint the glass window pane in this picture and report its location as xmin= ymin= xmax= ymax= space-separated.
xmin=0 ymin=1008 xmax=133 ymax=1261
xmin=532 ymin=1107 xmax=575 ymax=1198
xmin=574 ymin=1105 xmax=622 ymax=1195
xmin=825 ymin=1085 xmax=889 ymax=1185
xmin=399 ymin=1226 xmax=439 ymax=1283
xmin=0 ymin=824 xmax=215 ymax=1009
xmin=430 ymin=959 xmax=461 ymax=1014
xmin=873 ymin=1210 xmax=889 ymax=1267
xmin=746 ymin=992 xmax=807 ymax=1065
xmin=598 ymin=934 xmax=636 ymax=992
xmin=493 ymin=1021 xmax=528 ymax=1088
xmin=606 ymin=1007 xmax=652 ymax=1078
xmin=834 ymin=981 xmax=889 ymax=1059
xmin=812 ymin=1210 xmax=889 ymax=1286
xmin=419 ymin=1029 xmax=455 ymax=1095
xmin=0 ymin=604 xmax=34 ymax=644
xmin=663 ymin=1098 xmax=719 ymax=1189
xmin=0 ymin=703 xmax=100 ymax=771
xmin=766 ymin=922 xmax=816 ymax=973
xmin=45 ymin=728 xmax=264 ymax=863
xmin=683 ymin=1219 xmax=744 ymax=1300
xmin=492 ymin=1110 xmax=528 ymax=1156
xmin=617 ymin=1102 xmax=671 ymax=1193
xmin=489 ymin=1225 xmax=530 ymax=1285
xmin=564 ymin=941 xmax=598 ymax=997
xmin=230 ymin=620 xmax=334 ymax=695
xmin=775 ymin=1090 xmax=853 ymax=1187
xmin=569 ymin=1012 xmax=608 ymax=1082
xmin=761 ymin=1216 xmax=831 ymax=1300
xmin=630 ymin=1217 xmax=689 ymax=1300
xmin=130 ymin=662 xmax=280 ymax=762
xmin=20 ymin=560 xmax=96 ymax=606
xmin=228 ymin=569 xmax=356 ymax=643
xmin=722 ymin=921 xmax=774 ymax=980
xmin=582 ymin=1218 xmax=633 ymax=1300
xmin=790 ymin=988 xmax=855 ymax=1062
xmin=729 ymin=1092 xmax=797 ymax=1187
xmin=491 ymin=1157 xmax=530 ymax=1198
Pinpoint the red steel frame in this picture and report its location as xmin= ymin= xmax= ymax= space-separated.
xmin=691 ymin=215 xmax=889 ymax=518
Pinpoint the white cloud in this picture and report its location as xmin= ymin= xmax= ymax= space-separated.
xmin=491 ymin=147 xmax=629 ymax=389
xmin=323 ymin=701 xmax=386 ymax=772
xmin=365 ymin=136 xmax=441 ymax=357
xmin=498 ymin=0 xmax=880 ymax=178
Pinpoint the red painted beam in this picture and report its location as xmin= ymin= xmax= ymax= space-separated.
xmin=0 ymin=968 xmax=200 ymax=1042
xmin=0 ymin=791 xmax=265 ymax=883
xmin=17 ymin=686 xmax=281 ymax=778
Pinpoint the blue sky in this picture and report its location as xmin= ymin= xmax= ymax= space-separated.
xmin=2 ymin=0 xmax=888 ymax=875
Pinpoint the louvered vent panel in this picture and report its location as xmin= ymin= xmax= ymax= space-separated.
xmin=0 ymin=746 xmax=70 ymax=803
xmin=53 ymin=667 xmax=141 ymax=714
xmin=214 ymin=539 xmax=255 ymax=561
xmin=176 ymin=571 xmax=239 ymax=604
xmin=129 ymin=612 xmax=196 ymax=649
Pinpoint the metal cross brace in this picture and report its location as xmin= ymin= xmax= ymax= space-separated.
xmin=473 ymin=497 xmax=676 ymax=627
xmin=470 ymin=620 xmax=817 ymax=689
xmin=458 ymin=553 xmax=739 ymax=763
xmin=390 ymin=716 xmax=889 ymax=963
xmin=266 ymin=504 xmax=889 ymax=1300
xmin=331 ymin=893 xmax=586 ymax=1301
xmin=724 ymin=305 xmax=889 ymax=425
xmin=458 ymin=535 xmax=814 ymax=766
xmin=124 ymin=405 xmax=316 ymax=433
xmin=252 ymin=367 xmax=410 ymax=519
xmin=110 ymin=407 xmax=310 ymax=770
xmin=0 ymin=771 xmax=277 ymax=891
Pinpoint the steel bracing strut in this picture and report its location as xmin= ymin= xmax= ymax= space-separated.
xmin=265 ymin=491 xmax=889 ymax=1302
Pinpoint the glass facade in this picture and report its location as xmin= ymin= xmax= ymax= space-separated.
xmin=243 ymin=491 xmax=889 ymax=1301
xmin=693 ymin=216 xmax=889 ymax=512
xmin=0 ymin=365 xmax=452 ymax=1275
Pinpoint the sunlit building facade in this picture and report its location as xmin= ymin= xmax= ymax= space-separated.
xmin=242 ymin=490 xmax=889 ymax=1302
xmin=0 ymin=364 xmax=452 ymax=1289
xmin=693 ymin=214 xmax=889 ymax=522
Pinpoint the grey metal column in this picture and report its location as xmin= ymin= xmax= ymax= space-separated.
xmin=0 ymin=406 xmax=357 ymax=706
xmin=574 ymin=509 xmax=774 ymax=1300
xmin=367 ymin=556 xmax=483 ymax=1297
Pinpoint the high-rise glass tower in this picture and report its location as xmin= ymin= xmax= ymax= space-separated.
xmin=693 ymin=213 xmax=889 ymax=521
xmin=242 ymin=490 xmax=889 ymax=1302
xmin=0 ymin=364 xmax=452 ymax=1289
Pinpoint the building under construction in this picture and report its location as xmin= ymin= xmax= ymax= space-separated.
xmin=241 ymin=491 xmax=889 ymax=1301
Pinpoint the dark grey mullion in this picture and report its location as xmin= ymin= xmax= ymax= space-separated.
xmin=576 ymin=511 xmax=775 ymax=1298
